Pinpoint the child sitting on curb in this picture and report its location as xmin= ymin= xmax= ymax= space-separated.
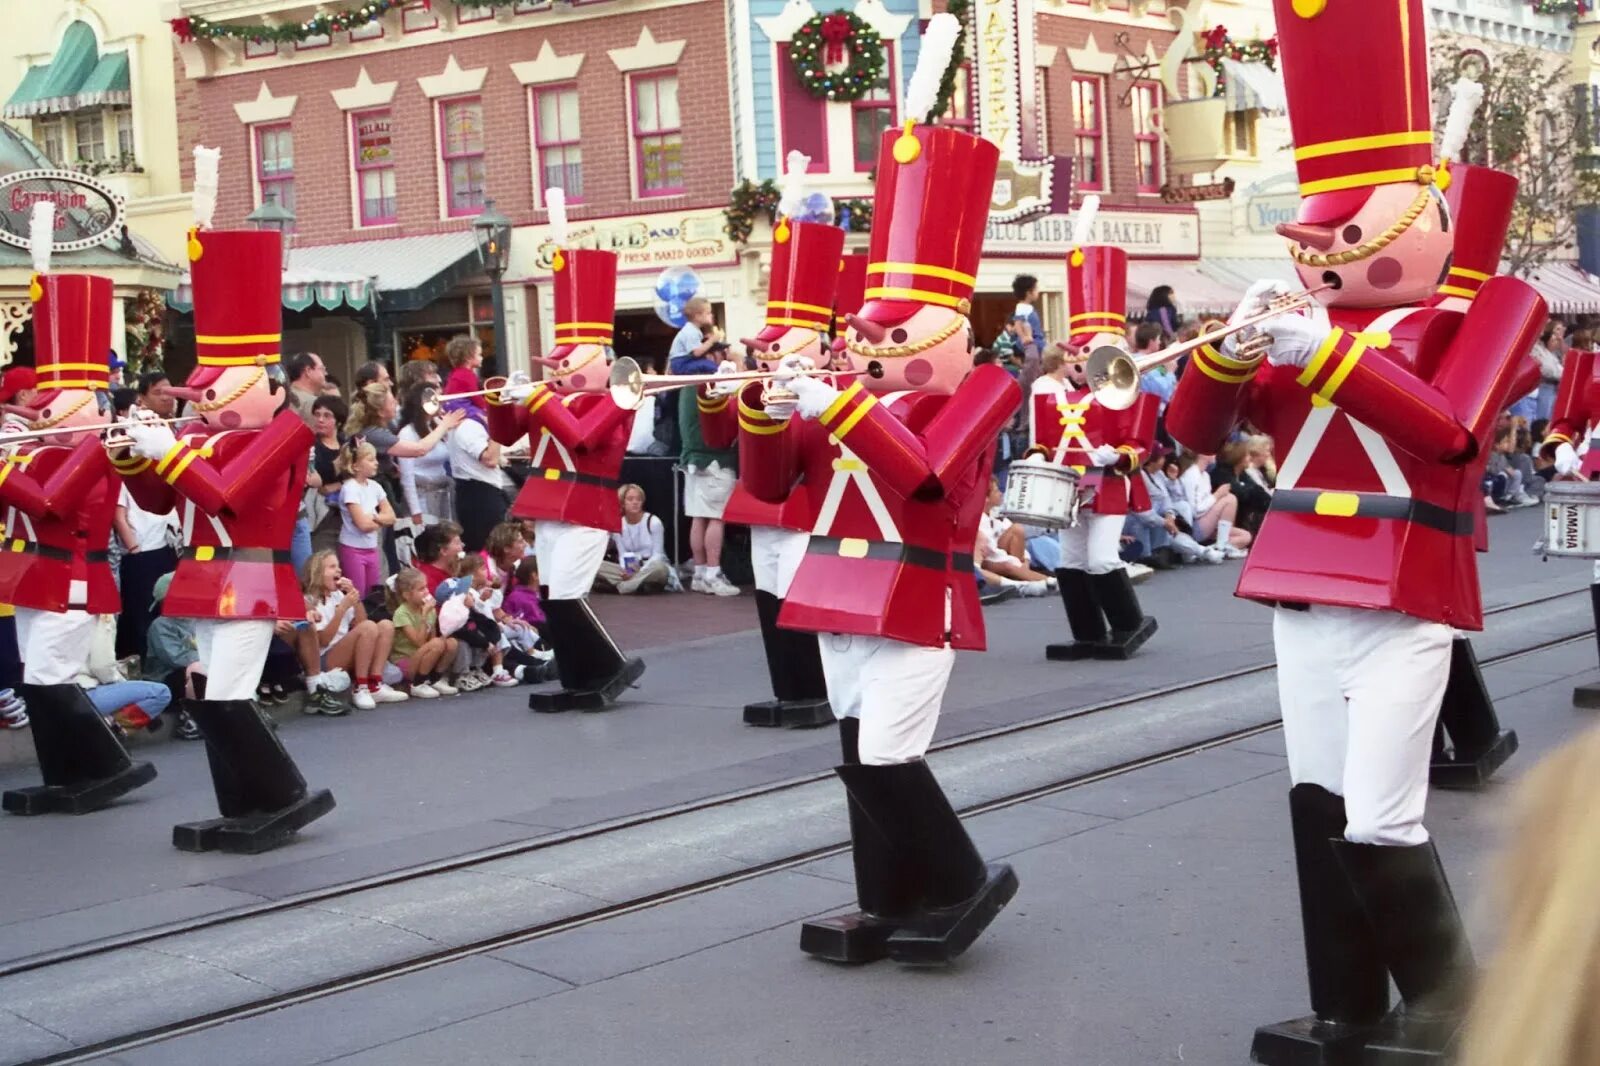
xmin=389 ymin=568 xmax=460 ymax=699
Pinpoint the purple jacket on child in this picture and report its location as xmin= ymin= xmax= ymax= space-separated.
xmin=502 ymin=585 xmax=546 ymax=626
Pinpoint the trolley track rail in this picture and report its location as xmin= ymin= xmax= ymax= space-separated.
xmin=12 ymin=596 xmax=1589 ymax=1066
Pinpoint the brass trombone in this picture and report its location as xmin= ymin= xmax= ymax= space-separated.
xmin=606 ymin=357 xmax=879 ymax=412
xmin=0 ymin=413 xmax=192 ymax=450
xmin=1084 ymin=283 xmax=1334 ymax=410
xmin=418 ymin=374 xmax=524 ymax=419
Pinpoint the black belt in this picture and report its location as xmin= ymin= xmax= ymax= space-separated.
xmin=182 ymin=547 xmax=293 ymax=564
xmin=1269 ymin=490 xmax=1473 ymax=537
xmin=4 ymin=541 xmax=108 ymax=563
xmin=537 ymin=469 xmax=619 ymax=489
xmin=807 ymin=536 xmax=974 ymax=573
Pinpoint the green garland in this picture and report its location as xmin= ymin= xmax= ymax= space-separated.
xmin=1199 ymin=26 xmax=1279 ymax=99
xmin=170 ymin=1 xmax=534 ymax=44
xmin=1528 ymin=0 xmax=1588 ymax=14
xmin=789 ymin=11 xmax=887 ymax=103
xmin=930 ymin=0 xmax=971 ymax=124
xmin=723 ymin=180 xmax=871 ymax=244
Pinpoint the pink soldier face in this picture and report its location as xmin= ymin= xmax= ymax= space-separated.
xmin=1280 ymin=184 xmax=1453 ymax=309
xmin=186 ymin=366 xmax=282 ymax=430
xmin=839 ymin=305 xmax=974 ymax=397
xmin=740 ymin=327 xmax=830 ymax=373
xmin=542 ymin=344 xmax=610 ymax=394
xmin=30 ymin=387 xmax=108 ymax=446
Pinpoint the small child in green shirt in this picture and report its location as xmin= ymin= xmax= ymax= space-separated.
xmin=390 ymin=568 xmax=459 ymax=699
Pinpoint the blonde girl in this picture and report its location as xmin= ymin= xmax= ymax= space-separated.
xmin=302 ymin=550 xmax=404 ymax=711
xmin=335 ymin=439 xmax=395 ymax=597
xmin=389 ymin=568 xmax=458 ymax=698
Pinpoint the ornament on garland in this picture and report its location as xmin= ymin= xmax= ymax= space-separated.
xmin=789 ymin=10 xmax=887 ymax=102
xmin=1527 ymin=0 xmax=1588 ymax=16
xmin=170 ymin=0 xmax=526 ymax=44
xmin=930 ymin=0 xmax=971 ymax=124
xmin=723 ymin=180 xmax=872 ymax=244
xmin=1198 ymin=26 xmax=1279 ymax=99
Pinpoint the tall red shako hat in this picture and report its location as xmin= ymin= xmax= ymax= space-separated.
xmin=547 ymin=248 xmax=618 ymax=361
xmin=1062 ymin=196 xmax=1127 ymax=348
xmin=30 ymin=275 xmax=112 ymax=402
xmin=187 ymin=229 xmax=282 ymax=389
xmin=834 ymin=253 xmax=869 ymax=334
xmin=1274 ymin=0 xmax=1437 ymax=226
xmin=754 ymin=221 xmax=845 ymax=343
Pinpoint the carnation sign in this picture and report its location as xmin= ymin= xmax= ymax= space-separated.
xmin=0 ymin=170 xmax=125 ymax=253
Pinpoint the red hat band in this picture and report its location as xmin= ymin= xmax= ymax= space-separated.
xmin=1435 ymin=163 xmax=1516 ymax=304
xmin=1274 ymin=0 xmax=1435 ymax=224
xmin=859 ymin=125 xmax=1000 ymax=325
xmin=32 ymin=274 xmax=112 ymax=392
xmin=834 ymin=254 xmax=869 ymax=332
xmin=1066 ymin=246 xmax=1128 ymax=343
xmin=189 ymin=229 xmax=282 ymax=375
xmin=763 ymin=221 xmax=844 ymax=336
xmin=551 ymin=248 xmax=617 ymax=350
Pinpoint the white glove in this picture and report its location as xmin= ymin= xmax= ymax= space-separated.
xmin=1232 ymin=280 xmax=1291 ymax=326
xmin=1262 ymin=313 xmax=1331 ymax=370
xmin=1088 ymin=444 xmax=1120 ymax=467
xmin=708 ymin=360 xmax=743 ymax=398
xmin=770 ymin=354 xmax=814 ymax=385
xmin=1555 ymin=441 xmax=1582 ymax=477
xmin=763 ymin=398 xmax=797 ymax=421
xmin=790 ymin=373 xmax=840 ymax=421
xmin=128 ymin=421 xmax=179 ymax=462
xmin=501 ymin=380 xmax=535 ymax=403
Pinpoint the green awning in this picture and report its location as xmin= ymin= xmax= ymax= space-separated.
xmin=3 ymin=22 xmax=131 ymax=119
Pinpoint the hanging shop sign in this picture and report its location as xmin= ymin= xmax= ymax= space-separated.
xmin=524 ymin=208 xmax=738 ymax=278
xmin=0 ymin=169 xmax=125 ymax=252
xmin=983 ymin=208 xmax=1200 ymax=258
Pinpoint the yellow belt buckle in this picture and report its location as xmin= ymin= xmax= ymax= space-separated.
xmin=838 ymin=537 xmax=869 ymax=559
xmin=544 ymin=468 xmax=562 ymax=480
xmin=194 ymin=545 xmax=215 ymax=562
xmin=8 ymin=539 xmax=22 ymax=553
xmin=1313 ymin=492 xmax=1360 ymax=518
xmin=832 ymin=457 xmax=865 ymax=473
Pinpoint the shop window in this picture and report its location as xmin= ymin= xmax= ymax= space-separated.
xmin=1225 ymin=109 xmax=1258 ymax=157
xmin=37 ymin=118 xmax=65 ymax=165
xmin=114 ymin=108 xmax=134 ymax=157
xmin=353 ymin=109 xmax=397 ymax=226
xmin=1072 ymin=75 xmax=1104 ymax=192
xmin=1132 ymin=82 xmax=1162 ymax=193
xmin=457 ymin=4 xmax=494 ymax=22
xmin=74 ymin=111 xmax=105 ymax=162
xmin=245 ymin=37 xmax=277 ymax=59
xmin=533 ymin=85 xmax=583 ymax=201
xmin=439 ymin=97 xmax=486 ymax=216
xmin=295 ymin=32 xmax=331 ymax=50
xmin=349 ymin=18 xmax=384 ymax=41
xmin=851 ymin=48 xmax=896 ymax=172
xmin=943 ymin=62 xmax=974 ymax=131
xmin=514 ymin=0 xmax=550 ymax=10
xmin=402 ymin=2 xmax=438 ymax=32
xmin=255 ymin=123 xmax=296 ymax=220
xmin=631 ymin=72 xmax=683 ymax=197
xmin=776 ymin=43 xmax=827 ymax=170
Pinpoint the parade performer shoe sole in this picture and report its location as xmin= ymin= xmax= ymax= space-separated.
xmin=2 ymin=760 xmax=158 ymax=816
xmin=743 ymin=698 xmax=834 ymax=729
xmin=1047 ymin=617 xmax=1160 ymax=663
xmin=1429 ymin=728 xmax=1518 ymax=791
xmin=172 ymin=788 xmax=336 ymax=855
xmin=1044 ymin=640 xmax=1101 ymax=662
xmin=799 ymin=911 xmax=901 ymax=964
xmin=1251 ymin=1015 xmax=1379 ymax=1066
xmin=885 ymin=862 xmax=1019 ymax=966
xmin=528 ymin=657 xmax=646 ymax=714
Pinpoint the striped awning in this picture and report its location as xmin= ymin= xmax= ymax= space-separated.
xmin=1127 ymin=262 xmax=1247 ymax=318
xmin=3 ymin=22 xmax=130 ymax=119
xmin=1219 ymin=59 xmax=1287 ymax=115
xmin=1516 ymin=262 xmax=1600 ymax=315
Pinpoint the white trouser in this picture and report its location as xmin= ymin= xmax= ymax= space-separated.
xmin=1059 ymin=511 xmax=1124 ymax=574
xmin=194 ymin=620 xmax=276 ymax=701
xmin=819 ymin=634 xmax=955 ymax=765
xmin=15 ymin=607 xmax=95 ymax=685
xmin=750 ymin=526 xmax=808 ymax=598
xmin=535 ymin=520 xmax=609 ymax=600
xmin=1274 ymin=605 xmax=1453 ymax=846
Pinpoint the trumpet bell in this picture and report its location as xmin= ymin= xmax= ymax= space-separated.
xmin=1084 ymin=345 xmax=1140 ymax=412
xmin=420 ymin=386 xmax=441 ymax=418
xmin=608 ymin=357 xmax=647 ymax=411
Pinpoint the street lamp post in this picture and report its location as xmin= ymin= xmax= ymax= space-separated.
xmin=472 ymin=198 xmax=513 ymax=379
xmin=245 ymin=192 xmax=296 ymax=268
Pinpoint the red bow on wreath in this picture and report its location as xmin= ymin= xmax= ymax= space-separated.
xmin=1202 ymin=24 xmax=1229 ymax=50
xmin=821 ymin=14 xmax=853 ymax=65
xmin=170 ymin=17 xmax=194 ymax=43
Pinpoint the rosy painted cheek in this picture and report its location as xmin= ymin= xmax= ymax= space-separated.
xmin=904 ymin=359 xmax=934 ymax=387
xmin=569 ymin=373 xmax=587 ymax=390
xmin=219 ymin=410 xmax=242 ymax=429
xmin=1366 ymin=256 xmax=1403 ymax=289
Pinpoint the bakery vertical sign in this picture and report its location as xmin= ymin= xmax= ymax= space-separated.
xmin=977 ymin=0 xmax=1067 ymax=224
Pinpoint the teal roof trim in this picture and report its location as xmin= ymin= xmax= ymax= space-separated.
xmin=4 ymin=22 xmax=131 ymax=119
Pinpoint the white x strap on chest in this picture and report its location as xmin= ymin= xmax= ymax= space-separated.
xmin=179 ymin=431 xmax=233 ymax=548
xmin=810 ymin=390 xmax=910 ymax=543
xmin=529 ymin=398 xmax=578 ymax=472
xmin=1052 ymin=396 xmax=1095 ymax=467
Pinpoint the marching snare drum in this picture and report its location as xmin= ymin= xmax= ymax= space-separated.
xmin=1543 ymin=481 xmax=1600 ymax=558
xmin=1001 ymin=459 xmax=1082 ymax=530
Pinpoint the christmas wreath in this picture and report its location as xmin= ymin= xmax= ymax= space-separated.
xmin=789 ymin=11 xmax=887 ymax=103
xmin=1199 ymin=25 xmax=1279 ymax=98
xmin=722 ymin=180 xmax=872 ymax=244
xmin=1527 ymin=0 xmax=1588 ymax=15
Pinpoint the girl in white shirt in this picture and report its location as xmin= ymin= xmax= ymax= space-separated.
xmin=597 ymin=484 xmax=671 ymax=594
xmin=1175 ymin=454 xmax=1250 ymax=556
xmin=337 ymin=440 xmax=397 ymax=597
xmin=303 ymin=550 xmax=406 ymax=711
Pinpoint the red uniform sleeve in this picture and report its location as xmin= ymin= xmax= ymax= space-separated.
xmin=697 ymin=387 xmax=737 ymax=450
xmin=1103 ymin=393 xmax=1158 ymax=476
xmin=1540 ymin=348 xmax=1595 ymax=458
xmin=812 ymin=363 xmax=1021 ymax=501
xmin=0 ymin=436 xmax=110 ymax=520
xmin=520 ymin=385 xmax=632 ymax=453
xmin=109 ymin=447 xmax=176 ymax=512
xmin=156 ymin=410 xmax=311 ymax=516
xmin=1165 ymin=341 xmax=1268 ymax=455
xmin=737 ymin=382 xmax=800 ymax=504
xmin=486 ymin=392 xmax=530 ymax=447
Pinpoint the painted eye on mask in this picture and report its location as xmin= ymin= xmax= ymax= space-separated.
xmin=1341 ymin=225 xmax=1363 ymax=244
xmin=891 ymin=329 xmax=908 ymax=343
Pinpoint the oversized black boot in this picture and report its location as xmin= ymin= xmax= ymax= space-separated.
xmin=1086 ymin=568 xmax=1157 ymax=660
xmin=173 ymin=698 xmax=335 ymax=853
xmin=851 ymin=759 xmax=1017 ymax=964
xmin=529 ymin=598 xmax=644 ymax=713
xmin=1045 ymin=568 xmax=1109 ymax=661
xmin=1331 ymin=840 xmax=1475 ymax=1064
xmin=2 ymin=683 xmax=156 ymax=815
xmin=1252 ymin=786 xmax=1390 ymax=1065
xmin=744 ymin=590 xmax=832 ymax=728
xmin=1429 ymin=637 xmax=1517 ymax=790
xmin=800 ymin=719 xmax=920 ymax=962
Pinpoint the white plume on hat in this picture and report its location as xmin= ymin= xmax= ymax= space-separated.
xmin=905 ymin=12 xmax=962 ymax=124
xmin=777 ymin=150 xmax=812 ymax=219
xmin=1072 ymin=194 xmax=1101 ymax=246
xmin=192 ymin=146 xmax=221 ymax=229
xmin=29 ymin=202 xmax=53 ymax=276
xmin=1438 ymin=77 xmax=1484 ymax=164
xmin=546 ymin=186 xmax=569 ymax=245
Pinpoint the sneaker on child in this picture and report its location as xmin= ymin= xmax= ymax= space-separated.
xmin=432 ymin=676 xmax=459 ymax=696
xmin=410 ymin=682 xmax=440 ymax=699
xmin=490 ymin=669 xmax=518 ymax=687
xmin=352 ymin=688 xmax=376 ymax=711
xmin=703 ymin=572 xmax=740 ymax=597
xmin=371 ymin=684 xmax=410 ymax=704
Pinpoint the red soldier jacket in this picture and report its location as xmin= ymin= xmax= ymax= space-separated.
xmin=1539 ymin=348 xmax=1600 ymax=476
xmin=487 ymin=385 xmax=635 ymax=532
xmin=0 ymin=436 xmax=119 ymax=613
xmin=1165 ymin=276 xmax=1545 ymax=629
xmin=700 ymin=382 xmax=826 ymax=531
xmin=1028 ymin=387 xmax=1158 ymax=516
xmin=117 ymin=409 xmax=311 ymax=621
xmin=741 ymin=364 xmax=1021 ymax=649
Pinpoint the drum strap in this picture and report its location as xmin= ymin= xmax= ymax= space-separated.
xmin=1270 ymin=489 xmax=1472 ymax=536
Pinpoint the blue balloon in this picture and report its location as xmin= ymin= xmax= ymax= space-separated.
xmin=793 ymin=191 xmax=835 ymax=226
xmin=655 ymin=266 xmax=701 ymax=308
xmin=654 ymin=297 xmax=687 ymax=328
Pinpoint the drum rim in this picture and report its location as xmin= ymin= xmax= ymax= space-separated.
xmin=1543 ymin=481 xmax=1600 ymax=501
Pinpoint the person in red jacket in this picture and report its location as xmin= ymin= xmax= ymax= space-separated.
xmin=1164 ymin=7 xmax=1545 ymax=1061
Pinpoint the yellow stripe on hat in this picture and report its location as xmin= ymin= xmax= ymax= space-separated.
xmin=764 ymin=316 xmax=829 ymax=330
xmin=1294 ymin=130 xmax=1434 ymax=162
xmin=1299 ymin=167 xmax=1429 ymax=197
xmin=768 ymin=300 xmax=833 ymax=317
xmin=32 ymin=379 xmax=105 ymax=390
xmin=864 ymin=286 xmax=966 ymax=309
xmin=1436 ymin=285 xmax=1478 ymax=299
xmin=195 ymin=333 xmax=282 ymax=345
xmin=1069 ymin=312 xmax=1127 ymax=323
xmin=1449 ymin=266 xmax=1491 ymax=281
xmin=551 ymin=336 xmax=612 ymax=345
xmin=868 ymin=262 xmax=977 ymax=286
xmin=37 ymin=363 xmax=112 ymax=374
xmin=197 ymin=353 xmax=281 ymax=366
